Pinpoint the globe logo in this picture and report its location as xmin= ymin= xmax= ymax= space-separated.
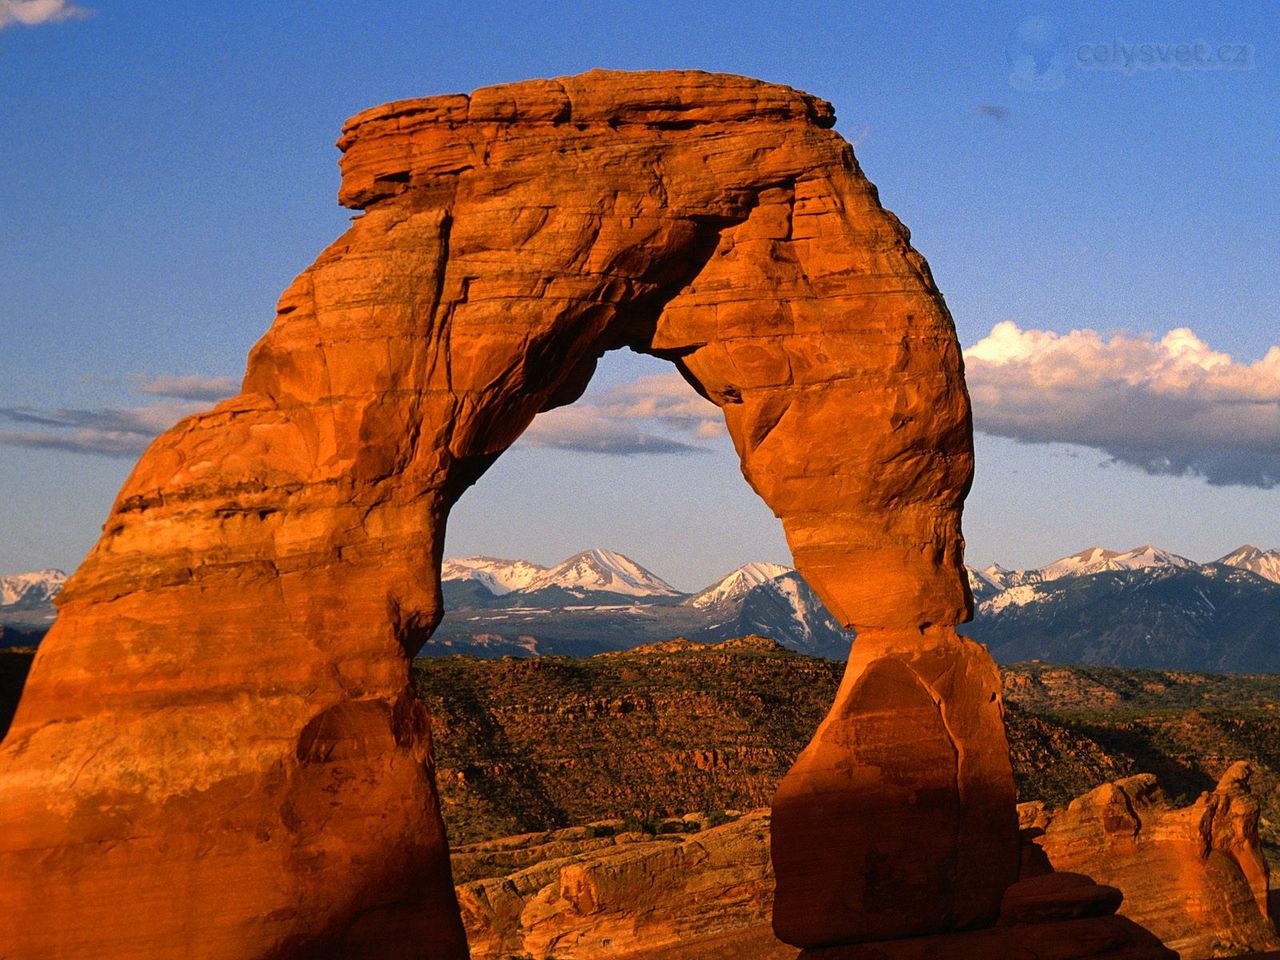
xmin=1006 ymin=17 xmax=1069 ymax=91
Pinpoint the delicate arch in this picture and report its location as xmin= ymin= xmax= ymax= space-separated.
xmin=0 ymin=71 xmax=1014 ymax=959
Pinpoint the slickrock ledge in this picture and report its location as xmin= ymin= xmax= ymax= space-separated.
xmin=0 ymin=69 xmax=1013 ymax=958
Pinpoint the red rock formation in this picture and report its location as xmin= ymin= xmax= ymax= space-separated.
xmin=800 ymin=873 xmax=1177 ymax=959
xmin=0 ymin=70 xmax=1014 ymax=957
xmin=456 ymin=811 xmax=792 ymax=960
xmin=772 ymin=627 xmax=1016 ymax=945
xmin=454 ymin=817 xmax=1179 ymax=960
xmin=1022 ymin=763 xmax=1280 ymax=959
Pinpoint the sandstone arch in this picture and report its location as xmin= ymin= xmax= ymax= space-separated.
xmin=0 ymin=71 xmax=1017 ymax=958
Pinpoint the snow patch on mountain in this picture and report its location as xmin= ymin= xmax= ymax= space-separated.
xmin=525 ymin=549 xmax=681 ymax=597
xmin=969 ymin=544 xmax=1201 ymax=616
xmin=688 ymin=561 xmax=792 ymax=610
xmin=971 ymin=545 xmax=1198 ymax=593
xmin=441 ymin=557 xmax=547 ymax=595
xmin=770 ymin=575 xmax=814 ymax=641
xmin=1037 ymin=545 xmax=1195 ymax=582
xmin=978 ymin=584 xmax=1046 ymax=616
xmin=1216 ymin=545 xmax=1280 ymax=585
xmin=1 ymin=569 xmax=66 ymax=608
xmin=968 ymin=566 xmax=1007 ymax=595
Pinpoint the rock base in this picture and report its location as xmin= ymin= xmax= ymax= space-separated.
xmin=800 ymin=874 xmax=1176 ymax=960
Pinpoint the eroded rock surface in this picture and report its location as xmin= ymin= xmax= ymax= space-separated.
xmin=451 ymin=813 xmax=1181 ymax=960
xmin=1021 ymin=762 xmax=1279 ymax=959
xmin=0 ymin=70 xmax=1008 ymax=957
xmin=456 ymin=811 xmax=791 ymax=960
xmin=772 ymin=627 xmax=1017 ymax=945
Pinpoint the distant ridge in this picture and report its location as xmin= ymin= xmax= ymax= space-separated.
xmin=0 ymin=570 xmax=65 ymax=644
xmin=964 ymin=544 xmax=1280 ymax=671
xmin=8 ymin=540 xmax=1280 ymax=670
xmin=0 ymin=570 xmax=65 ymax=609
xmin=433 ymin=550 xmax=850 ymax=659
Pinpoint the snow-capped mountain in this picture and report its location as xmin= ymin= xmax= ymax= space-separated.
xmin=979 ymin=546 xmax=1197 ymax=591
xmin=687 ymin=561 xmax=793 ymax=610
xmin=1 ymin=570 xmax=66 ymax=610
xmin=969 ymin=544 xmax=1212 ymax=617
xmin=965 ymin=562 xmax=1280 ymax=672
xmin=735 ymin=571 xmax=850 ymax=654
xmin=525 ymin=548 xmax=681 ymax=597
xmin=1036 ymin=545 xmax=1195 ymax=582
xmin=12 ymin=540 xmax=1278 ymax=671
xmin=1215 ymin=545 xmax=1280 ymax=585
xmin=967 ymin=566 xmax=1007 ymax=602
xmin=431 ymin=551 xmax=850 ymax=658
xmin=959 ymin=543 xmax=1280 ymax=672
xmin=442 ymin=549 xmax=680 ymax=599
xmin=1 ymin=569 xmax=66 ymax=644
xmin=440 ymin=557 xmax=547 ymax=596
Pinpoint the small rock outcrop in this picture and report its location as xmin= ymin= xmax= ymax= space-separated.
xmin=456 ymin=812 xmax=791 ymax=960
xmin=0 ymin=70 xmax=1013 ymax=958
xmin=1021 ymin=762 xmax=1279 ymax=959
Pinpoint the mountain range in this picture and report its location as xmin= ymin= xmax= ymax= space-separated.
xmin=962 ymin=545 xmax=1280 ymax=672
xmin=433 ymin=548 xmax=850 ymax=658
xmin=5 ymin=544 xmax=1279 ymax=670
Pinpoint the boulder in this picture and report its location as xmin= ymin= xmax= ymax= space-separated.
xmin=456 ymin=812 xmax=792 ymax=960
xmin=1023 ymin=762 xmax=1279 ymax=959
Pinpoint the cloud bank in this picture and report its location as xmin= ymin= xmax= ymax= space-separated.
xmin=0 ymin=375 xmax=236 ymax=458
xmin=0 ymin=0 xmax=91 ymax=28
xmin=521 ymin=372 xmax=724 ymax=456
xmin=965 ymin=321 xmax=1280 ymax=488
xmin=1 ymin=370 xmax=721 ymax=460
xmin=134 ymin=374 xmax=239 ymax=402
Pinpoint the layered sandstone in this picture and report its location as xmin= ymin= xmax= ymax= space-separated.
xmin=0 ymin=70 xmax=1011 ymax=957
xmin=1022 ymin=763 xmax=1279 ymax=959
xmin=456 ymin=811 xmax=791 ymax=960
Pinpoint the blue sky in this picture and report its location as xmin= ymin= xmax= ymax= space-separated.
xmin=1 ymin=1 xmax=1276 ymax=589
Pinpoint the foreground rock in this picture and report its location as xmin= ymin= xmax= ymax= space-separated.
xmin=457 ymin=826 xmax=1176 ymax=960
xmin=1021 ymin=762 xmax=1279 ymax=959
xmin=456 ymin=811 xmax=791 ymax=960
xmin=772 ymin=627 xmax=1017 ymax=945
xmin=459 ymin=761 xmax=1278 ymax=960
xmin=0 ymin=70 xmax=1000 ymax=957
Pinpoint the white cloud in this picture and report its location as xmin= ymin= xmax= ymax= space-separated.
xmin=0 ymin=401 xmax=210 ymax=457
xmin=600 ymin=372 xmax=726 ymax=436
xmin=0 ymin=369 xmax=722 ymax=460
xmin=521 ymin=405 xmax=706 ymax=455
xmin=0 ymin=0 xmax=92 ymax=28
xmin=520 ymin=371 xmax=724 ymax=456
xmin=965 ymin=321 xmax=1280 ymax=488
xmin=134 ymin=374 xmax=239 ymax=402
xmin=0 ymin=373 xmax=236 ymax=458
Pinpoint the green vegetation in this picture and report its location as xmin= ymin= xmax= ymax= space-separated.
xmin=2 ymin=641 xmax=1277 ymax=861
xmin=415 ymin=644 xmax=1280 ymax=851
